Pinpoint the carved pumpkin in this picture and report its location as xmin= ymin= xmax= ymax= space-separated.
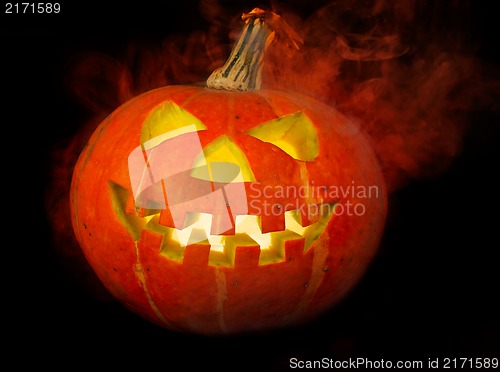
xmin=70 ymin=8 xmax=387 ymax=335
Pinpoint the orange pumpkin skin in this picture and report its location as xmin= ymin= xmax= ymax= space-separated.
xmin=70 ymin=84 xmax=387 ymax=335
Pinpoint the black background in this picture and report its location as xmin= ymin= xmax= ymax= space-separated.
xmin=3 ymin=0 xmax=499 ymax=369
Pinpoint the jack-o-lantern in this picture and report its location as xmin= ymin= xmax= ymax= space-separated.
xmin=70 ymin=8 xmax=387 ymax=335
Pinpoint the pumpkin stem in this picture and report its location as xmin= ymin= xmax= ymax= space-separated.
xmin=206 ymin=8 xmax=302 ymax=91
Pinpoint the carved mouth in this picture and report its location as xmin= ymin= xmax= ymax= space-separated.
xmin=144 ymin=202 xmax=336 ymax=266
xmin=109 ymin=181 xmax=336 ymax=267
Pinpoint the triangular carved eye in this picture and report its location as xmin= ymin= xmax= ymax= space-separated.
xmin=246 ymin=111 xmax=319 ymax=161
xmin=140 ymin=101 xmax=207 ymax=150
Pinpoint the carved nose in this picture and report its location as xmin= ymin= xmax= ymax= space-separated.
xmin=190 ymin=135 xmax=256 ymax=183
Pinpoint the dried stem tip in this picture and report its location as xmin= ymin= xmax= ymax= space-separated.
xmin=206 ymin=8 xmax=302 ymax=91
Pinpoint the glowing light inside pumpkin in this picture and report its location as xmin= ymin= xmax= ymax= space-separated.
xmin=171 ymin=213 xmax=265 ymax=251
xmin=169 ymin=206 xmax=326 ymax=254
xmin=110 ymin=177 xmax=336 ymax=266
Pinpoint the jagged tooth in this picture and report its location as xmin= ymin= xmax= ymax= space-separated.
xmin=158 ymin=208 xmax=176 ymax=228
xmin=260 ymin=212 xmax=286 ymax=233
xmin=184 ymin=244 xmax=210 ymax=266
xmin=282 ymin=232 xmax=306 ymax=261
xmin=224 ymin=234 xmax=260 ymax=268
